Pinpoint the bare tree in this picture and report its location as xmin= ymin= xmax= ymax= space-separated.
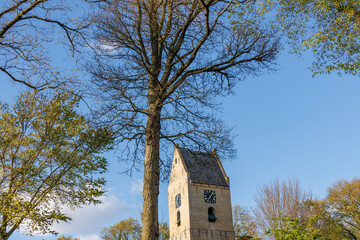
xmin=0 ymin=0 xmax=92 ymax=90
xmin=88 ymin=1 xmax=279 ymax=239
xmin=253 ymin=178 xmax=313 ymax=239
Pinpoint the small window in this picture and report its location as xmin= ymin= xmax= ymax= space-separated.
xmin=177 ymin=211 xmax=181 ymax=226
xmin=208 ymin=207 xmax=216 ymax=222
xmin=175 ymin=158 xmax=177 ymax=164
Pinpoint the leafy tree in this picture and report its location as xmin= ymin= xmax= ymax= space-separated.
xmin=100 ymin=218 xmax=170 ymax=240
xmin=233 ymin=204 xmax=259 ymax=239
xmin=0 ymin=0 xmax=91 ymax=89
xmin=55 ymin=236 xmax=80 ymax=240
xmin=0 ymin=91 xmax=113 ymax=240
xmin=101 ymin=218 xmax=142 ymax=240
xmin=301 ymin=200 xmax=344 ymax=240
xmin=89 ymin=1 xmax=279 ymax=239
xmin=253 ymin=178 xmax=313 ymax=238
xmin=258 ymin=0 xmax=360 ymax=76
xmin=159 ymin=222 xmax=169 ymax=240
xmin=266 ymin=216 xmax=329 ymax=240
xmin=326 ymin=178 xmax=360 ymax=239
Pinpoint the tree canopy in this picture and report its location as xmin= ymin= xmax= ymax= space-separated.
xmin=259 ymin=0 xmax=360 ymax=76
xmin=0 ymin=91 xmax=113 ymax=240
xmin=233 ymin=204 xmax=259 ymax=239
xmin=326 ymin=178 xmax=360 ymax=239
xmin=266 ymin=216 xmax=329 ymax=240
xmin=100 ymin=218 xmax=169 ymax=240
xmin=55 ymin=236 xmax=80 ymax=240
xmin=241 ymin=177 xmax=356 ymax=239
xmin=101 ymin=218 xmax=142 ymax=240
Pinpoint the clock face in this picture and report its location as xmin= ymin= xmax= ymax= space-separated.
xmin=204 ymin=190 xmax=216 ymax=204
xmin=175 ymin=194 xmax=181 ymax=208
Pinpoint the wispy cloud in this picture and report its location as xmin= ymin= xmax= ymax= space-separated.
xmin=51 ymin=194 xmax=134 ymax=237
xmin=78 ymin=234 xmax=101 ymax=240
xmin=130 ymin=179 xmax=143 ymax=194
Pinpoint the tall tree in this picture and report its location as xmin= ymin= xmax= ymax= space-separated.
xmin=89 ymin=1 xmax=279 ymax=239
xmin=0 ymin=0 xmax=91 ymax=90
xmin=253 ymin=178 xmax=313 ymax=239
xmin=258 ymin=0 xmax=360 ymax=76
xmin=326 ymin=178 xmax=360 ymax=239
xmin=0 ymin=91 xmax=113 ymax=240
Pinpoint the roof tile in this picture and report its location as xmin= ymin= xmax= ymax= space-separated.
xmin=179 ymin=148 xmax=228 ymax=187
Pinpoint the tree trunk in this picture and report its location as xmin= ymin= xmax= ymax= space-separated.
xmin=142 ymin=2 xmax=163 ymax=235
xmin=142 ymin=100 xmax=161 ymax=240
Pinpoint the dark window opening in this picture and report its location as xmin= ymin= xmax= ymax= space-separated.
xmin=208 ymin=207 xmax=216 ymax=222
xmin=177 ymin=211 xmax=181 ymax=226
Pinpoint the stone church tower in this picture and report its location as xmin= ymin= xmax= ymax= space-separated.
xmin=168 ymin=146 xmax=235 ymax=240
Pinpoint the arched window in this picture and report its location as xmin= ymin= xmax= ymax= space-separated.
xmin=177 ymin=211 xmax=181 ymax=226
xmin=208 ymin=207 xmax=216 ymax=222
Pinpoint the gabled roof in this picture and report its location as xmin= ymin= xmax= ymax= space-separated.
xmin=178 ymin=148 xmax=229 ymax=187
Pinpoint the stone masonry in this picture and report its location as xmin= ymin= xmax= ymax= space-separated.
xmin=168 ymin=146 xmax=235 ymax=240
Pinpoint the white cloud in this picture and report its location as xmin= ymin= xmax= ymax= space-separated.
xmin=98 ymin=43 xmax=117 ymax=53
xmin=131 ymin=179 xmax=143 ymax=194
xmin=52 ymin=194 xmax=134 ymax=236
xmin=78 ymin=234 xmax=101 ymax=240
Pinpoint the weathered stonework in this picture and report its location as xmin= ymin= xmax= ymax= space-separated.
xmin=168 ymin=147 xmax=235 ymax=240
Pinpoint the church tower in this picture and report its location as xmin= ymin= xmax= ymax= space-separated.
xmin=168 ymin=146 xmax=235 ymax=240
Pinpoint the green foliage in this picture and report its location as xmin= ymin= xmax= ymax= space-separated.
xmin=101 ymin=218 xmax=142 ymax=240
xmin=233 ymin=204 xmax=259 ymax=239
xmin=266 ymin=216 xmax=329 ymax=240
xmin=298 ymin=200 xmax=344 ymax=240
xmin=326 ymin=178 xmax=360 ymax=239
xmin=159 ymin=222 xmax=170 ymax=240
xmin=250 ymin=178 xmax=348 ymax=239
xmin=259 ymin=0 xmax=360 ymax=76
xmin=0 ymin=91 xmax=113 ymax=239
xmin=55 ymin=235 xmax=80 ymax=240
xmin=100 ymin=218 xmax=169 ymax=240
xmin=241 ymin=177 xmax=360 ymax=240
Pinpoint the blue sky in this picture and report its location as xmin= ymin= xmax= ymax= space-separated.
xmin=223 ymin=52 xmax=360 ymax=207
xmin=2 ymin=49 xmax=360 ymax=239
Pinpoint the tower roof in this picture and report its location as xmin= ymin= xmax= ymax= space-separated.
xmin=178 ymin=148 xmax=229 ymax=187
